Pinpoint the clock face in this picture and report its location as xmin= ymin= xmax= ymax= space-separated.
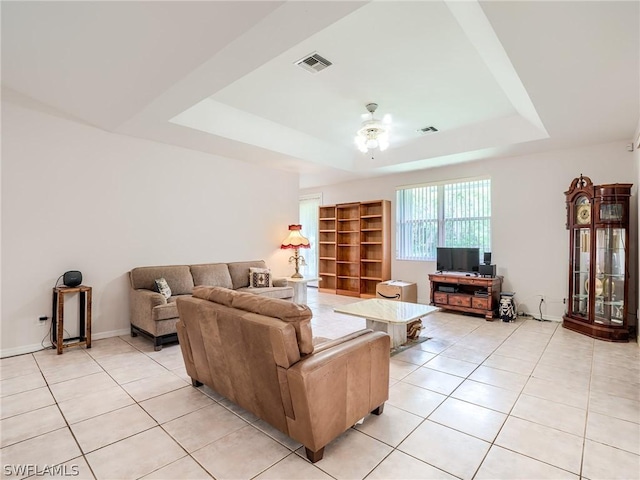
xmin=576 ymin=204 xmax=591 ymax=224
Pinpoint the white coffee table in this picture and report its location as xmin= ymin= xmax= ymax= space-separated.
xmin=334 ymin=299 xmax=439 ymax=348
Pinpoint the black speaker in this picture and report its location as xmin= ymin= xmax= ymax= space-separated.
xmin=479 ymin=264 xmax=496 ymax=277
xmin=483 ymin=252 xmax=492 ymax=265
xmin=63 ymin=270 xmax=82 ymax=287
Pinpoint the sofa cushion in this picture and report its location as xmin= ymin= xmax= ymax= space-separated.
xmin=227 ymin=260 xmax=267 ymax=289
xmin=131 ymin=265 xmax=194 ymax=295
xmin=191 ymin=263 xmax=233 ymax=289
xmin=249 ymin=268 xmax=271 ymax=288
xmin=154 ymin=278 xmax=172 ymax=299
xmin=152 ymin=302 xmax=178 ymax=322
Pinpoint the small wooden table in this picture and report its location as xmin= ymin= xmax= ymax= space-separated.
xmin=334 ymin=299 xmax=439 ymax=349
xmin=52 ymin=285 xmax=92 ymax=354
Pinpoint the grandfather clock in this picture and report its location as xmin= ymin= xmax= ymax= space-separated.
xmin=564 ymin=175 xmax=633 ymax=341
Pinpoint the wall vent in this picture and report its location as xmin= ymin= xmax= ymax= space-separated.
xmin=295 ymin=52 xmax=332 ymax=74
xmin=418 ymin=126 xmax=439 ymax=134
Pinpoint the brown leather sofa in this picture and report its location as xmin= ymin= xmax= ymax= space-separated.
xmin=176 ymin=286 xmax=390 ymax=463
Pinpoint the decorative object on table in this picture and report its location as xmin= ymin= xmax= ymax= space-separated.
xmin=563 ymin=175 xmax=633 ymax=341
xmin=584 ymin=278 xmax=603 ymax=296
xmin=280 ymin=224 xmax=311 ymax=278
xmin=62 ymin=270 xmax=82 ymax=287
xmin=499 ymin=292 xmax=516 ymax=322
xmin=406 ymin=320 xmax=423 ymax=340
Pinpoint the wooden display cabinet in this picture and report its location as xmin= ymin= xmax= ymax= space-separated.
xmin=563 ymin=175 xmax=633 ymax=341
xmin=318 ymin=200 xmax=391 ymax=298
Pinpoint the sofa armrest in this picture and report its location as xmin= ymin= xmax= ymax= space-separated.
xmin=129 ymin=288 xmax=167 ymax=332
xmin=272 ymin=277 xmax=288 ymax=287
xmin=285 ymin=331 xmax=390 ymax=452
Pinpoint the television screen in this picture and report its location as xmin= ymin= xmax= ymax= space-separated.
xmin=437 ymin=247 xmax=480 ymax=273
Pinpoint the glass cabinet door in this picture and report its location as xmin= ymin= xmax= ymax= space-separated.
xmin=572 ymin=228 xmax=590 ymax=319
xmin=595 ymin=227 xmax=625 ymax=326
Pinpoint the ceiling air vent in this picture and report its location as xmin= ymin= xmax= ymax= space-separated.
xmin=418 ymin=126 xmax=439 ymax=135
xmin=295 ymin=52 xmax=332 ymax=74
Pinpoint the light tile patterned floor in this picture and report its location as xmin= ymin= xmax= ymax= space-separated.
xmin=1 ymin=290 xmax=639 ymax=480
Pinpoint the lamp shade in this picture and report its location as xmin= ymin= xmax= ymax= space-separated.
xmin=280 ymin=224 xmax=311 ymax=249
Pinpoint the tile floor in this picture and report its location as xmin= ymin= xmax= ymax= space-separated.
xmin=1 ymin=290 xmax=639 ymax=480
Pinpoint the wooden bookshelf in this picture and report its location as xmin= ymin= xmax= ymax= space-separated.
xmin=360 ymin=201 xmax=391 ymax=297
xmin=318 ymin=205 xmax=337 ymax=292
xmin=336 ymin=203 xmax=361 ymax=296
xmin=318 ymin=200 xmax=391 ymax=298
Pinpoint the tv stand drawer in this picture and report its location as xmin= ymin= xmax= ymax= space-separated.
xmin=434 ymin=292 xmax=448 ymax=304
xmin=472 ymin=297 xmax=489 ymax=310
xmin=448 ymin=294 xmax=472 ymax=307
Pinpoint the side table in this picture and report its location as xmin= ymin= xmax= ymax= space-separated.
xmin=286 ymin=277 xmax=318 ymax=305
xmin=52 ymin=285 xmax=92 ymax=354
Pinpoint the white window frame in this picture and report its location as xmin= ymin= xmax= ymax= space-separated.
xmin=299 ymin=193 xmax=322 ymax=285
xmin=396 ymin=177 xmax=491 ymax=261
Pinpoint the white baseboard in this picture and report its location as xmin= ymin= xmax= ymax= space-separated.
xmin=93 ymin=328 xmax=131 ymax=340
xmin=0 ymin=328 xmax=131 ymax=359
xmin=520 ymin=312 xmax=563 ymax=322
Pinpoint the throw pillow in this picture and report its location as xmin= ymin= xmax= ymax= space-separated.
xmin=250 ymin=270 xmax=271 ymax=288
xmin=154 ymin=278 xmax=172 ymax=299
xmin=248 ymin=267 xmax=273 ymax=288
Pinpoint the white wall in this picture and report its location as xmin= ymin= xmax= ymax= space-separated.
xmin=1 ymin=98 xmax=300 ymax=356
xmin=302 ymin=141 xmax=637 ymax=324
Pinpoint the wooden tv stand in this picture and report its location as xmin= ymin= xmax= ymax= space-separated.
xmin=429 ymin=273 xmax=503 ymax=320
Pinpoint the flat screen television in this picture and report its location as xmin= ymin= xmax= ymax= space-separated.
xmin=436 ymin=247 xmax=480 ymax=273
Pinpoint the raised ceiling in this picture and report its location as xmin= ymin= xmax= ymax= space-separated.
xmin=2 ymin=1 xmax=638 ymax=188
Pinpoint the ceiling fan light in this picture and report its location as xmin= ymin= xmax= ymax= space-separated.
xmin=355 ymin=103 xmax=391 ymax=156
xmin=355 ymin=136 xmax=368 ymax=153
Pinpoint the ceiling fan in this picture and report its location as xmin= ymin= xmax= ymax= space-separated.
xmin=355 ymin=103 xmax=392 ymax=155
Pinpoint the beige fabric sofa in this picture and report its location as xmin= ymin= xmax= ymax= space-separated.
xmin=177 ymin=286 xmax=390 ymax=462
xmin=129 ymin=260 xmax=293 ymax=350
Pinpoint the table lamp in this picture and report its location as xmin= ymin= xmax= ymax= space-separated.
xmin=280 ymin=224 xmax=311 ymax=278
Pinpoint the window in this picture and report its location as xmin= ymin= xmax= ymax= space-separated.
xmin=396 ymin=178 xmax=491 ymax=261
xmin=299 ymin=194 xmax=322 ymax=285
